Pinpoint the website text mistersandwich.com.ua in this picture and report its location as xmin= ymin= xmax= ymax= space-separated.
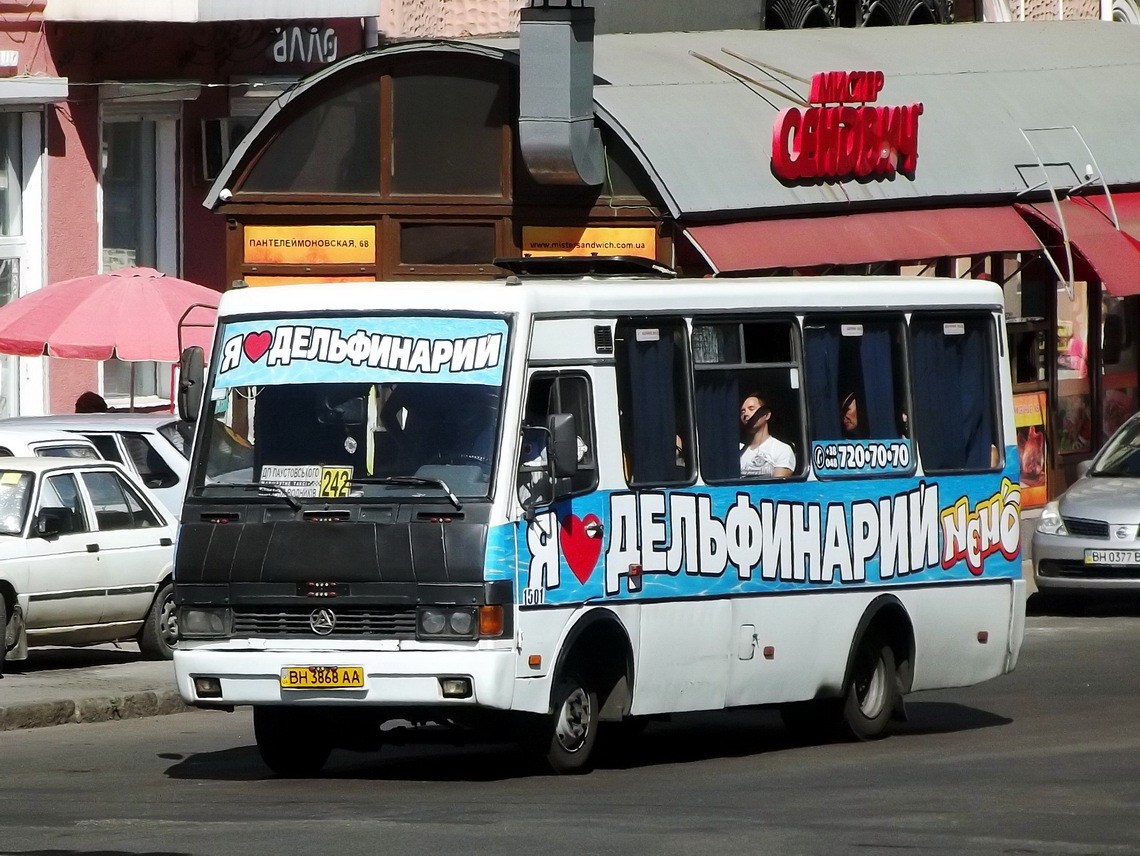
xmin=528 ymin=240 xmax=649 ymax=252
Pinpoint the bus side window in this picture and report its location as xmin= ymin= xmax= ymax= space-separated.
xmin=803 ymin=315 xmax=911 ymax=448
xmin=614 ymin=319 xmax=695 ymax=487
xmin=692 ymin=318 xmax=804 ymax=482
xmin=519 ymin=373 xmax=598 ymax=499
xmin=911 ymin=313 xmax=1002 ymax=472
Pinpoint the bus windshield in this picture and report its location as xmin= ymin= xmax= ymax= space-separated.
xmin=195 ymin=313 xmax=508 ymax=502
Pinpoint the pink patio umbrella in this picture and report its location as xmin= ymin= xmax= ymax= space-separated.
xmin=0 ymin=266 xmax=220 ymax=410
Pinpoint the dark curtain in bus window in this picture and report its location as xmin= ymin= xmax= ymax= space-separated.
xmin=804 ymin=326 xmax=841 ymax=439
xmin=695 ymin=372 xmax=739 ymax=481
xmin=859 ymin=326 xmax=897 ymax=438
xmin=912 ymin=317 xmax=996 ymax=471
xmin=618 ymin=323 xmax=691 ymax=485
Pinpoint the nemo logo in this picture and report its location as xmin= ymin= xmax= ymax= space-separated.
xmin=940 ymin=478 xmax=1021 ymax=575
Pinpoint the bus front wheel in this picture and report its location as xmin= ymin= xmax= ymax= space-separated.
xmin=841 ymin=634 xmax=897 ymax=741
xmin=535 ymin=670 xmax=599 ymax=775
xmin=253 ymin=706 xmax=332 ymax=777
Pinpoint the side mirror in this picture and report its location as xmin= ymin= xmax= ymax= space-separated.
xmin=548 ymin=413 xmax=578 ymax=479
xmin=35 ymin=506 xmax=73 ymax=539
xmin=1077 ymin=458 xmax=1094 ymax=479
xmin=177 ymin=345 xmax=205 ymax=424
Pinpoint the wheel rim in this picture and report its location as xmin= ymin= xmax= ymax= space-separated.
xmin=159 ymin=594 xmax=178 ymax=648
xmin=855 ymin=651 xmax=886 ymax=718
xmin=554 ymin=686 xmax=591 ymax=753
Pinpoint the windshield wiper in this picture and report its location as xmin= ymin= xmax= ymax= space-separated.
xmin=349 ymin=476 xmax=462 ymax=511
xmin=202 ymin=481 xmax=302 ymax=511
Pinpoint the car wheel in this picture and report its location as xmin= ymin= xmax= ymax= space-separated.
xmin=138 ymin=582 xmax=177 ymax=660
xmin=532 ymin=670 xmax=599 ymax=775
xmin=254 ymin=706 xmax=332 ymax=777
xmin=840 ymin=633 xmax=897 ymax=741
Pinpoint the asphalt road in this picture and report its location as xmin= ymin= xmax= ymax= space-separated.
xmin=1 ymin=604 xmax=1138 ymax=856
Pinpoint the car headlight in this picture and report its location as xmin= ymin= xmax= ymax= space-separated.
xmin=1036 ymin=502 xmax=1068 ymax=536
xmin=417 ymin=606 xmax=479 ymax=641
xmin=178 ymin=606 xmax=232 ymax=638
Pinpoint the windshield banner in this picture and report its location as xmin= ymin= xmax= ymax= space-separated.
xmin=214 ymin=316 xmax=508 ymax=389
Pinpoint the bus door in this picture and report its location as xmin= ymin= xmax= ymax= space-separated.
xmin=513 ymin=370 xmax=602 ymax=678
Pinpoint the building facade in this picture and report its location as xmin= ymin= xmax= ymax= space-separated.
xmin=203 ymin=17 xmax=1140 ymax=509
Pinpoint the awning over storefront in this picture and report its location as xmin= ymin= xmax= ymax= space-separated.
xmin=1015 ymin=197 xmax=1140 ymax=297
xmin=1077 ymin=192 xmax=1140 ymax=251
xmin=685 ymin=206 xmax=1041 ymax=273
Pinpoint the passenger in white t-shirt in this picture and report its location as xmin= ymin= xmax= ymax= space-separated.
xmin=739 ymin=393 xmax=795 ymax=478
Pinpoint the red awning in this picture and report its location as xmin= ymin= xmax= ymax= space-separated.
xmin=684 ymin=206 xmax=1042 ymax=273
xmin=1015 ymin=197 xmax=1140 ymax=297
xmin=1070 ymin=191 xmax=1140 ymax=251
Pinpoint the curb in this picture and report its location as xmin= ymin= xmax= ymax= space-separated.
xmin=0 ymin=690 xmax=190 ymax=732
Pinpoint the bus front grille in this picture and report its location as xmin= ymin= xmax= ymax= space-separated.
xmin=231 ymin=607 xmax=418 ymax=638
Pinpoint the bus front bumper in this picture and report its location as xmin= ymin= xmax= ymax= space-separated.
xmin=173 ymin=643 xmax=517 ymax=710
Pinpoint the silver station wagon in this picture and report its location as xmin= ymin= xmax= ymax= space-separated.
xmin=1033 ymin=412 xmax=1140 ymax=599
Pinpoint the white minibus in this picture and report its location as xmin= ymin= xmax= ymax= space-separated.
xmin=172 ymin=268 xmax=1025 ymax=775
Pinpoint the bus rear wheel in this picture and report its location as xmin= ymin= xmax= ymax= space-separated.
xmin=841 ymin=634 xmax=897 ymax=741
xmin=253 ymin=706 xmax=332 ymax=777
xmin=533 ymin=670 xmax=599 ymax=775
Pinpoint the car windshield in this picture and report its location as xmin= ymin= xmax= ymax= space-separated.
xmin=194 ymin=313 xmax=508 ymax=502
xmin=1091 ymin=418 xmax=1140 ymax=477
xmin=0 ymin=470 xmax=33 ymax=535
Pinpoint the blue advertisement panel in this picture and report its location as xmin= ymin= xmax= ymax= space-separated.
xmin=213 ymin=316 xmax=509 ymax=389
xmin=491 ymin=452 xmax=1022 ymax=607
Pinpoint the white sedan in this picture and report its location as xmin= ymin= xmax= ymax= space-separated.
xmin=0 ymin=457 xmax=177 ymax=675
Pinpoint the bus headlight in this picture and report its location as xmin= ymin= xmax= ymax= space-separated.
xmin=417 ymin=607 xmax=479 ymax=640
xmin=179 ymin=606 xmax=232 ymax=638
xmin=1036 ymin=502 xmax=1068 ymax=536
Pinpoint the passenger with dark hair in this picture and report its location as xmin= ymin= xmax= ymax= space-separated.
xmin=739 ymin=392 xmax=794 ymax=478
xmin=840 ymin=391 xmax=867 ymax=439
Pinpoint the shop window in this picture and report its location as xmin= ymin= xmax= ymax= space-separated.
xmin=803 ymin=316 xmax=910 ymax=444
xmin=390 ymin=62 xmax=505 ymax=196
xmin=911 ymin=314 xmax=1001 ymax=473
xmin=615 ymin=319 xmax=695 ymax=486
xmin=399 ymin=222 xmax=496 ymax=266
xmin=104 ymin=359 xmax=172 ymax=402
xmin=101 ymin=114 xmax=177 ymax=407
xmin=691 ymin=319 xmax=803 ymax=483
xmin=1056 ymin=281 xmax=1092 ymax=455
xmin=518 ymin=374 xmax=598 ymax=501
xmin=0 ymin=113 xmax=22 ymax=237
xmin=240 ymin=76 xmax=381 ymax=194
xmin=102 ymin=121 xmax=157 ymax=270
xmin=1101 ymin=295 xmax=1140 ymax=441
xmin=0 ymin=258 xmax=17 ymax=418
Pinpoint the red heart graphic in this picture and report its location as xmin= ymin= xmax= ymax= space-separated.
xmin=559 ymin=513 xmax=603 ymax=585
xmin=243 ymin=331 xmax=272 ymax=362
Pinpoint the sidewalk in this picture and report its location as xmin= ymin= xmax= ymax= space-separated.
xmin=0 ymin=643 xmax=189 ymax=732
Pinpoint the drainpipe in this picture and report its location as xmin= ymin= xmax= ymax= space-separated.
xmin=518 ymin=1 xmax=604 ymax=186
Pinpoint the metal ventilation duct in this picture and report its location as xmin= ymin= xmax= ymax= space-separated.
xmin=518 ymin=2 xmax=604 ymax=186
